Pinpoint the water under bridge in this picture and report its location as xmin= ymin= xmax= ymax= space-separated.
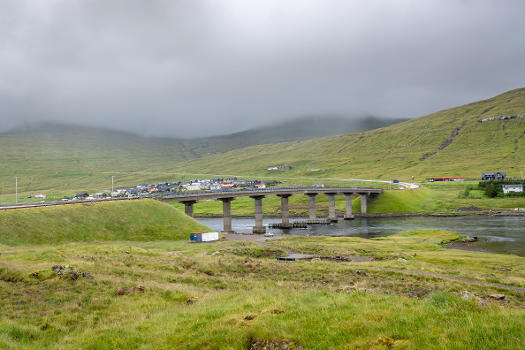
xmin=158 ymin=187 xmax=383 ymax=234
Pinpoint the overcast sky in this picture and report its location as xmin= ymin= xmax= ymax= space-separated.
xmin=0 ymin=0 xmax=523 ymax=137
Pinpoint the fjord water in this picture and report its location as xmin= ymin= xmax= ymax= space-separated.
xmin=197 ymin=216 xmax=525 ymax=256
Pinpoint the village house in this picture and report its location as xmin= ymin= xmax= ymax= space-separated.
xmin=502 ymin=184 xmax=523 ymax=194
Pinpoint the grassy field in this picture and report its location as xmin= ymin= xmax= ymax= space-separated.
xmin=1 ymin=88 xmax=524 ymax=204
xmin=0 ymin=224 xmax=524 ymax=349
xmin=0 ymin=199 xmax=208 ymax=245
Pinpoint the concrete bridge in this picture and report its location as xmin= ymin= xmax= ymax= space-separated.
xmin=157 ymin=187 xmax=382 ymax=234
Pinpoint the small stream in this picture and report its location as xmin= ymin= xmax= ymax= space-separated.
xmin=196 ymin=216 xmax=525 ymax=256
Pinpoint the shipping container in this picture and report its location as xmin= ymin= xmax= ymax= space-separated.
xmin=190 ymin=231 xmax=219 ymax=242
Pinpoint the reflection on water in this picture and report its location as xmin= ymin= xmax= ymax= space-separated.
xmin=196 ymin=216 xmax=525 ymax=256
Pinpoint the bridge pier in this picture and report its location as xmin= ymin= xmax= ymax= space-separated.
xmin=327 ymin=193 xmax=337 ymax=222
xmin=182 ymin=200 xmax=196 ymax=217
xmin=360 ymin=194 xmax=368 ymax=215
xmin=306 ymin=193 xmax=318 ymax=220
xmin=344 ymin=193 xmax=354 ymax=220
xmin=251 ymin=195 xmax=266 ymax=234
xmin=277 ymin=194 xmax=292 ymax=228
xmin=219 ymin=197 xmax=234 ymax=234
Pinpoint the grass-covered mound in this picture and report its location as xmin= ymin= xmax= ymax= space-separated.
xmin=0 ymin=199 xmax=209 ymax=245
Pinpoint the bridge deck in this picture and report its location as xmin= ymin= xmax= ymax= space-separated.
xmin=157 ymin=186 xmax=383 ymax=202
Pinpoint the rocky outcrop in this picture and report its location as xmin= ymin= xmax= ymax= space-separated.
xmin=479 ymin=114 xmax=524 ymax=122
xmin=420 ymin=122 xmax=467 ymax=161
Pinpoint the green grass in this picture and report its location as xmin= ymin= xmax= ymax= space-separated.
xmin=0 ymin=229 xmax=524 ymax=349
xmin=0 ymin=199 xmax=209 ymax=245
xmin=270 ymin=230 xmax=525 ymax=287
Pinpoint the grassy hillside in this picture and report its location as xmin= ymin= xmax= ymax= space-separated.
xmin=0 ymin=124 xmax=188 ymax=201
xmin=175 ymin=88 xmax=525 ymax=181
xmin=0 ymin=199 xmax=208 ymax=245
xmin=0 ymin=230 xmax=524 ymax=349
xmin=1 ymin=89 xmax=523 ymax=202
xmin=0 ymin=117 xmax=403 ymax=202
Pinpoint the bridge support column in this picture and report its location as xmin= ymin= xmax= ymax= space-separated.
xmin=307 ymin=193 xmax=318 ymax=220
xmin=219 ymin=197 xmax=234 ymax=234
xmin=344 ymin=193 xmax=355 ymax=220
xmin=360 ymin=194 xmax=368 ymax=215
xmin=251 ymin=195 xmax=266 ymax=234
xmin=182 ymin=200 xmax=196 ymax=217
xmin=327 ymin=193 xmax=337 ymax=222
xmin=278 ymin=194 xmax=292 ymax=228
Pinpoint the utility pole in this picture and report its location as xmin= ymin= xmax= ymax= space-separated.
xmin=15 ymin=176 xmax=18 ymax=204
xmin=111 ymin=176 xmax=114 ymax=194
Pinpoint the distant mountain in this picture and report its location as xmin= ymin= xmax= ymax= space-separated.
xmin=0 ymin=115 xmax=406 ymax=197
xmin=195 ymin=116 xmax=406 ymax=152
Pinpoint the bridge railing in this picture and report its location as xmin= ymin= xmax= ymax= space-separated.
xmin=155 ymin=186 xmax=381 ymax=199
xmin=1 ymin=186 xmax=382 ymax=208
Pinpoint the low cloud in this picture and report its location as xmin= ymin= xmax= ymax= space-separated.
xmin=0 ymin=0 xmax=523 ymax=137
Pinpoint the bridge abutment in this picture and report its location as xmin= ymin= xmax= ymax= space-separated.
xmin=327 ymin=193 xmax=337 ymax=222
xmin=219 ymin=197 xmax=234 ymax=234
xmin=306 ymin=193 xmax=318 ymax=220
xmin=344 ymin=193 xmax=355 ymax=220
xmin=182 ymin=200 xmax=196 ymax=217
xmin=250 ymin=195 xmax=266 ymax=234
xmin=277 ymin=194 xmax=292 ymax=228
xmin=360 ymin=194 xmax=368 ymax=215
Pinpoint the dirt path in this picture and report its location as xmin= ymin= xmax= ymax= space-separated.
xmin=222 ymin=233 xmax=525 ymax=293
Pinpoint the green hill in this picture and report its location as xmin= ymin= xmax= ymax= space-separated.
xmin=0 ymin=116 xmax=401 ymax=201
xmin=175 ymin=88 xmax=525 ymax=181
xmin=0 ymin=199 xmax=209 ymax=245
xmin=0 ymin=88 xmax=523 ymax=201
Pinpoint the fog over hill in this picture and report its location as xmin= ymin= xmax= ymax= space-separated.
xmin=0 ymin=113 xmax=406 ymax=197
xmin=0 ymin=1 xmax=523 ymax=136
xmin=5 ymin=114 xmax=406 ymax=153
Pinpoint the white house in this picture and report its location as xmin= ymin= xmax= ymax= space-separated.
xmin=209 ymin=183 xmax=222 ymax=191
xmin=184 ymin=183 xmax=202 ymax=191
xmin=502 ymin=184 xmax=523 ymax=194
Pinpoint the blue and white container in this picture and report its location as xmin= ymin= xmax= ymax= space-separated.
xmin=190 ymin=231 xmax=219 ymax=242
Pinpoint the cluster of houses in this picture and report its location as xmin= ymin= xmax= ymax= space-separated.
xmin=178 ymin=178 xmax=275 ymax=191
xmin=65 ymin=177 xmax=283 ymax=201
